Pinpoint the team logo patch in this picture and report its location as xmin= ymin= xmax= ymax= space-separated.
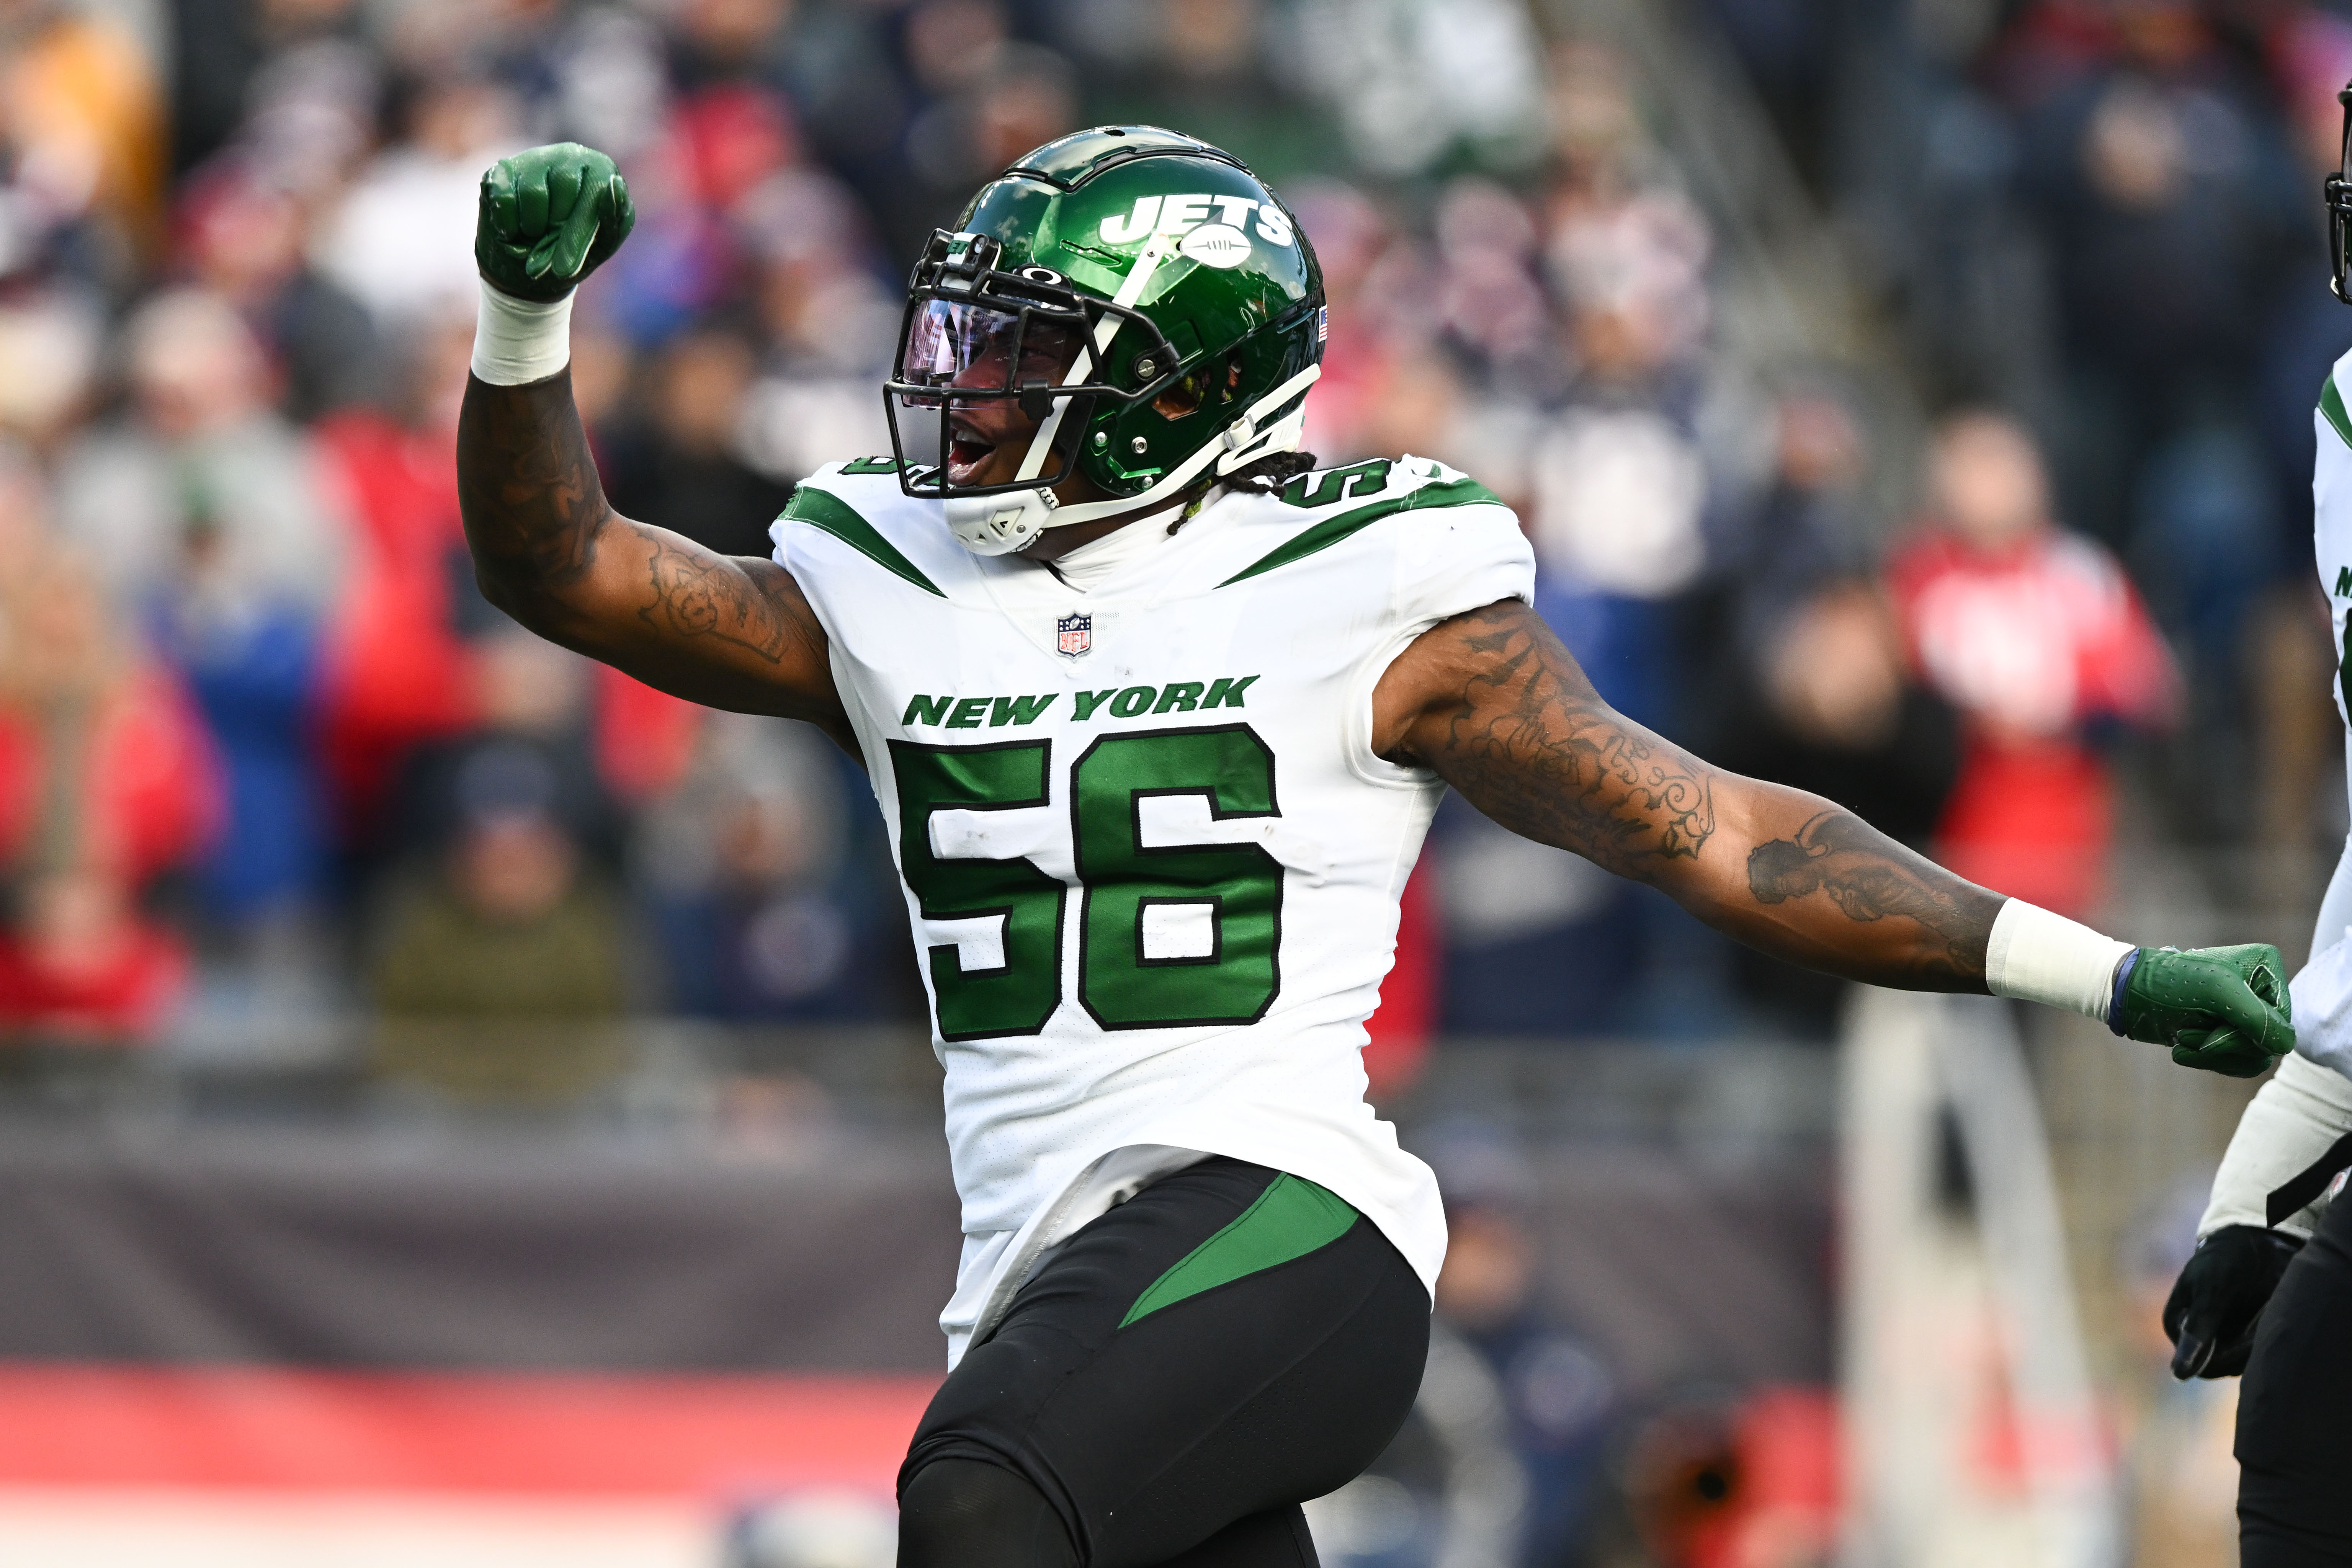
xmin=1178 ymin=224 xmax=1252 ymax=268
xmin=1057 ymin=611 xmax=1093 ymax=658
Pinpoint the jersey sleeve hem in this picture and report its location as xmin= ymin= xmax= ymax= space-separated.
xmin=1342 ymin=499 xmax=1536 ymax=791
xmin=776 ymin=479 xmax=946 ymax=597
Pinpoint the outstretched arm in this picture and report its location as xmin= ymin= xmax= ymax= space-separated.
xmin=1374 ymin=598 xmax=2292 ymax=1066
xmin=1373 ymin=598 xmax=1996 ymax=990
xmin=456 ymin=141 xmax=850 ymax=739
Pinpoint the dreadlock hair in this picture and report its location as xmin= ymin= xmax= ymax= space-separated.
xmin=1223 ymin=449 xmax=1317 ymax=495
xmin=1166 ymin=449 xmax=1319 ymax=535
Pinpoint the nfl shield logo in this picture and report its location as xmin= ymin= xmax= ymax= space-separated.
xmin=1056 ymin=611 xmax=1092 ymax=658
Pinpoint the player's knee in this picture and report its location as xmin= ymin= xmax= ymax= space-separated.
xmin=897 ymin=1456 xmax=1077 ymax=1568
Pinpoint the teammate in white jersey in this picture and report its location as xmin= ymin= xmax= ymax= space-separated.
xmin=2160 ymin=87 xmax=2352 ymax=1565
xmin=458 ymin=130 xmax=2292 ymax=1568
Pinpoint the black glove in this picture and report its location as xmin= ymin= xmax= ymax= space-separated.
xmin=2162 ymin=1224 xmax=2303 ymax=1379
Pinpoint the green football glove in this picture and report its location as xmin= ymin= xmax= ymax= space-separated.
xmin=2112 ymin=943 xmax=2293 ymax=1078
xmin=475 ymin=143 xmax=635 ymax=303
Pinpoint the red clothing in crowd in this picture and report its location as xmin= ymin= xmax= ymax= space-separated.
xmin=1886 ymin=527 xmax=2174 ymax=915
xmin=0 ymin=918 xmax=189 ymax=1042
xmin=0 ymin=665 xmax=217 ymax=1039
xmin=312 ymin=410 xmax=484 ymax=835
xmin=314 ymin=409 xmax=702 ymax=832
xmin=0 ymin=666 xmax=220 ymax=883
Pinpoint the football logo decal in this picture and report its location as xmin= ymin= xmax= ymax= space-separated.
xmin=1057 ymin=611 xmax=1093 ymax=658
xmin=1177 ymin=224 xmax=1252 ymax=268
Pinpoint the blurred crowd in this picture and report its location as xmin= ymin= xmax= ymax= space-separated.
xmin=0 ymin=0 xmax=2336 ymax=1073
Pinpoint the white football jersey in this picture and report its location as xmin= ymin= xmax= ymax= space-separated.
xmin=2309 ymin=351 xmax=2352 ymax=1082
xmin=772 ymin=455 xmax=1534 ymax=1362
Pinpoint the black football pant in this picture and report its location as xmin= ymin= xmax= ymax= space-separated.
xmin=2239 ymin=1191 xmax=2352 ymax=1565
xmin=896 ymin=1156 xmax=1430 ymax=1568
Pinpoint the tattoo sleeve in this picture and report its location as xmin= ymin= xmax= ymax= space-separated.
xmin=638 ymin=532 xmax=797 ymax=663
xmin=456 ymin=370 xmax=611 ymax=590
xmin=456 ymin=372 xmax=842 ymax=724
xmin=1746 ymin=809 xmax=1994 ymax=985
xmin=1415 ymin=602 xmax=1717 ymax=879
xmin=1396 ymin=599 xmax=1997 ymax=993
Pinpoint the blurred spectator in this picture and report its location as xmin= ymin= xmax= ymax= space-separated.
xmin=312 ymin=75 xmax=520 ymax=325
xmin=1528 ymin=288 xmax=1710 ymax=734
xmin=1529 ymin=48 xmax=1719 ymax=733
xmin=634 ymin=712 xmax=860 ymax=1019
xmin=597 ymin=82 xmax=797 ymax=347
xmin=1291 ymin=180 xmax=1397 ymax=464
xmin=53 ymin=287 xmax=347 ymax=931
xmin=0 ymin=445 xmax=215 ymax=1042
xmin=2012 ymin=4 xmax=2304 ymax=549
xmin=1280 ymin=0 xmax=1547 ymax=176
xmin=366 ymin=633 xmax=634 ymax=1101
xmin=1713 ymin=578 xmax=1963 ymax=1035
xmin=367 ymin=790 xmax=633 ymax=1101
xmin=389 ymin=629 xmax=623 ymax=867
xmin=604 ymin=325 xmax=797 ymax=558
xmin=1888 ymin=410 xmax=2175 ymax=916
xmin=0 ymin=0 xmax=166 ymax=281
xmin=177 ymin=158 xmax=385 ymax=418
xmin=314 ymin=304 xmax=485 ymax=845
xmin=733 ymin=169 xmax=898 ymax=480
xmin=1422 ymin=1128 xmax=1616 ymax=1567
xmin=168 ymin=0 xmax=364 ymax=180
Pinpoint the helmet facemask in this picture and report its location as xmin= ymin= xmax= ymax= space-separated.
xmin=2331 ymin=84 xmax=2352 ymax=305
xmin=884 ymin=231 xmax=1180 ymax=552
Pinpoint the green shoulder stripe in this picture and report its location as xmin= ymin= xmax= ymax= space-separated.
xmin=1119 ymin=1173 xmax=1358 ymax=1328
xmin=781 ymin=485 xmax=945 ymax=597
xmin=1217 ymin=475 xmax=1503 ymax=588
xmin=2323 ymin=374 xmax=2352 ymax=451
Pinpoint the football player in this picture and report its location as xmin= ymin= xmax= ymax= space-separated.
xmin=459 ymin=130 xmax=2291 ymax=1568
xmin=2159 ymin=82 xmax=2352 ymax=1568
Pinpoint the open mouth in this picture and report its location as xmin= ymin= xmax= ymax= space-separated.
xmin=946 ymin=421 xmax=1000 ymax=487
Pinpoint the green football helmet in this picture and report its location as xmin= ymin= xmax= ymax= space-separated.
xmin=884 ymin=125 xmax=1327 ymax=554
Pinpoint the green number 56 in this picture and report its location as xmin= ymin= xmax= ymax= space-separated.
xmin=889 ymin=725 xmax=1283 ymax=1040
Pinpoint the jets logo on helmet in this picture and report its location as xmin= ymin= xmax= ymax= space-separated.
xmin=882 ymin=126 xmax=1327 ymax=557
xmin=1098 ymin=194 xmax=1296 ymax=248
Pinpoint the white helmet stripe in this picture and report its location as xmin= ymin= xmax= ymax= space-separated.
xmin=1010 ymin=227 xmax=1179 ymax=487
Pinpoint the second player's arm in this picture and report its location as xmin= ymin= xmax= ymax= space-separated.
xmin=456 ymin=369 xmax=851 ymax=737
xmin=1374 ymin=598 xmax=2002 ymax=991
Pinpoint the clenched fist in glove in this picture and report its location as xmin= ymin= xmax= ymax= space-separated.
xmin=2111 ymin=943 xmax=2295 ymax=1079
xmin=476 ymin=143 xmax=634 ymax=302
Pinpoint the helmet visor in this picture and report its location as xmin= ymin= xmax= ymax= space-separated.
xmin=896 ymin=299 xmax=1090 ymax=404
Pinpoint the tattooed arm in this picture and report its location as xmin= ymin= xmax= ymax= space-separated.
xmin=456 ymin=371 xmax=850 ymax=738
xmin=1372 ymin=598 xmax=2001 ymax=993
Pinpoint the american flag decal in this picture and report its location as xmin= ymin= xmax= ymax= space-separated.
xmin=1316 ymin=306 xmax=1328 ymax=345
xmin=1056 ymin=611 xmax=1092 ymax=658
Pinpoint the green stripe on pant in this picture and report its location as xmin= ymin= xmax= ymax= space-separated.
xmin=1120 ymin=1172 xmax=1358 ymax=1328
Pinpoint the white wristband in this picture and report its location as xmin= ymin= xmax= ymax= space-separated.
xmin=470 ymin=278 xmax=574 ymax=386
xmin=1983 ymin=898 xmax=2133 ymax=1022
